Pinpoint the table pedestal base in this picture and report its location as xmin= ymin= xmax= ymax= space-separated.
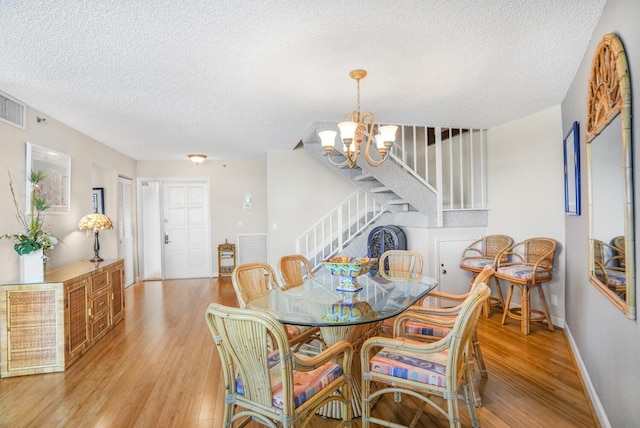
xmin=316 ymin=322 xmax=381 ymax=419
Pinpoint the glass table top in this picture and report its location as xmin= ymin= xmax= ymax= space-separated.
xmin=246 ymin=274 xmax=438 ymax=327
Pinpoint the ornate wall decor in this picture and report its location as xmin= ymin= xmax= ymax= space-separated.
xmin=586 ymin=33 xmax=630 ymax=142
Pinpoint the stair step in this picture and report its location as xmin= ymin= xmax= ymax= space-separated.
xmin=354 ymin=173 xmax=374 ymax=181
xmin=371 ymin=186 xmax=392 ymax=193
xmin=387 ymin=199 xmax=408 ymax=205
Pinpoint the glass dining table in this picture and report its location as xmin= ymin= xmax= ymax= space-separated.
xmin=246 ymin=272 xmax=438 ymax=419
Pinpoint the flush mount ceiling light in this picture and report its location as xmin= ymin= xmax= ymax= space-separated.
xmin=319 ymin=69 xmax=398 ymax=168
xmin=188 ymin=154 xmax=207 ymax=164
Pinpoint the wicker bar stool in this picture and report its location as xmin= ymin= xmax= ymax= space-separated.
xmin=495 ymin=238 xmax=557 ymax=335
xmin=460 ymin=235 xmax=512 ymax=317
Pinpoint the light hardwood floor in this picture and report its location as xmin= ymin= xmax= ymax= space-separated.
xmin=0 ymin=278 xmax=599 ymax=427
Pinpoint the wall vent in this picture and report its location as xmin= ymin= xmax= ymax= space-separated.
xmin=0 ymin=92 xmax=26 ymax=129
xmin=237 ymin=233 xmax=268 ymax=265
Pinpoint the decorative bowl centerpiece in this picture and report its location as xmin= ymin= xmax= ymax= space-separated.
xmin=321 ymin=257 xmax=378 ymax=300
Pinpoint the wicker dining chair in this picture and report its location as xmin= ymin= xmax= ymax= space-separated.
xmin=494 ymin=238 xmax=557 ymax=335
xmin=611 ymin=235 xmax=626 ymax=269
xmin=593 ymin=239 xmax=626 ymax=294
xmin=205 ymin=303 xmax=353 ymax=427
xmin=232 ymin=262 xmax=321 ymax=350
xmin=459 ymin=234 xmax=512 ymax=317
xmin=376 ymin=250 xmax=423 ymax=333
xmin=403 ymin=266 xmax=495 ymax=386
xmin=361 ymin=283 xmax=490 ymax=428
xmin=278 ymin=254 xmax=315 ymax=287
xmin=377 ymin=250 xmax=423 ymax=281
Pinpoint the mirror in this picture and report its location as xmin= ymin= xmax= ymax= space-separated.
xmin=586 ymin=33 xmax=635 ymax=319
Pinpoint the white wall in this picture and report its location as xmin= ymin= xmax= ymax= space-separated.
xmin=267 ymin=149 xmax=356 ymax=264
xmin=486 ymin=105 xmax=566 ymax=325
xmin=561 ymin=0 xmax=640 ymax=425
xmin=0 ymin=106 xmax=136 ymax=284
xmin=136 ymin=160 xmax=268 ymax=273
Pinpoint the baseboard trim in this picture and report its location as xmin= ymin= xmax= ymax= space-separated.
xmin=551 ymin=314 xmax=565 ymax=328
xmin=564 ymin=324 xmax=611 ymax=428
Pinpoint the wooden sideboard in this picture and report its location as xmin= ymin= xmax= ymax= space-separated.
xmin=0 ymin=259 xmax=125 ymax=378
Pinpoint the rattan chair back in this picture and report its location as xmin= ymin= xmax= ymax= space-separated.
xmin=205 ymin=303 xmax=353 ymax=427
xmin=231 ymin=262 xmax=279 ymax=308
xmin=447 ymin=283 xmax=491 ymax=382
xmin=232 ymin=262 xmax=323 ymax=351
xmin=378 ymin=250 xmax=423 ymax=281
xmin=521 ymin=238 xmax=556 ymax=268
xmin=361 ymin=283 xmax=490 ymax=427
xmin=611 ymin=236 xmax=626 ymax=268
xmin=461 ymin=234 xmax=513 ymax=266
xmin=278 ymin=254 xmax=314 ymax=287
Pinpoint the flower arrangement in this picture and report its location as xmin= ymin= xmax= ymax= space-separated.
xmin=2 ymin=170 xmax=58 ymax=262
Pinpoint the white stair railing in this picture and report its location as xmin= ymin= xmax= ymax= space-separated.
xmin=295 ymin=190 xmax=387 ymax=271
xmin=386 ymin=125 xmax=487 ymax=210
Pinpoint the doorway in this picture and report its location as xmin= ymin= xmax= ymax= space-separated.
xmin=118 ymin=176 xmax=135 ymax=287
xmin=435 ymin=238 xmax=476 ymax=294
xmin=138 ymin=178 xmax=212 ymax=280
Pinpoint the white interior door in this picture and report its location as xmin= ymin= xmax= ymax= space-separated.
xmin=139 ymin=180 xmax=163 ymax=280
xmin=118 ymin=177 xmax=135 ymax=287
xmin=435 ymin=238 xmax=476 ymax=294
xmin=162 ymin=180 xmax=212 ymax=279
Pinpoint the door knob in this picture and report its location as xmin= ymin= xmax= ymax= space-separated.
xmin=165 ymin=233 xmax=171 ymax=244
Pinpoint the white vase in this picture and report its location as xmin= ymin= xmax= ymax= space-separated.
xmin=19 ymin=249 xmax=44 ymax=284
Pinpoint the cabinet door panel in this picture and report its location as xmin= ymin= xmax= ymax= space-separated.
xmin=67 ymin=282 xmax=88 ymax=357
xmin=7 ymin=290 xmax=59 ymax=371
xmin=110 ymin=264 xmax=124 ymax=323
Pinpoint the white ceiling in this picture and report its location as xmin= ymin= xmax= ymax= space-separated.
xmin=0 ymin=0 xmax=606 ymax=162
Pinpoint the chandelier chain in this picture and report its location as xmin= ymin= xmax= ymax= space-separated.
xmin=356 ymin=78 xmax=361 ymax=116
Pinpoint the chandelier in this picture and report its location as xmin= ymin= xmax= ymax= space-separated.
xmin=319 ymin=69 xmax=398 ymax=168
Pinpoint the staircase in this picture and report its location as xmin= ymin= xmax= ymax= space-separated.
xmin=296 ymin=121 xmax=489 ymax=271
xmin=295 ymin=190 xmax=388 ymax=270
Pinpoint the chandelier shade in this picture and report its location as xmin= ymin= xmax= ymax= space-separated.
xmin=320 ymin=69 xmax=397 ymax=168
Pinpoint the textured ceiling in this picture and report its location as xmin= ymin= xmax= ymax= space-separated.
xmin=0 ymin=1 xmax=606 ymax=162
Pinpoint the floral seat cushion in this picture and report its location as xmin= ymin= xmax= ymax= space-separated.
xmin=604 ymin=268 xmax=626 ymax=286
xmin=461 ymin=258 xmax=495 ymax=270
xmin=370 ymin=343 xmax=449 ymax=387
xmin=497 ymin=264 xmax=550 ymax=281
xmin=404 ymin=321 xmax=450 ymax=338
xmin=236 ymin=350 xmax=343 ymax=409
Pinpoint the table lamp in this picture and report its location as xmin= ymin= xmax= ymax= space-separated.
xmin=78 ymin=212 xmax=113 ymax=262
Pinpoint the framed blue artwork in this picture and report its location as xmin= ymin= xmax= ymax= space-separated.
xmin=563 ymin=121 xmax=580 ymax=215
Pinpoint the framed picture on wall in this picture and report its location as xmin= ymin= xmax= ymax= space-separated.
xmin=563 ymin=121 xmax=581 ymax=215
xmin=92 ymin=187 xmax=105 ymax=214
xmin=26 ymin=142 xmax=71 ymax=213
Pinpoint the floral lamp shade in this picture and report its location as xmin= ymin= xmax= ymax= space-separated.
xmin=78 ymin=212 xmax=113 ymax=231
xmin=78 ymin=212 xmax=113 ymax=262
